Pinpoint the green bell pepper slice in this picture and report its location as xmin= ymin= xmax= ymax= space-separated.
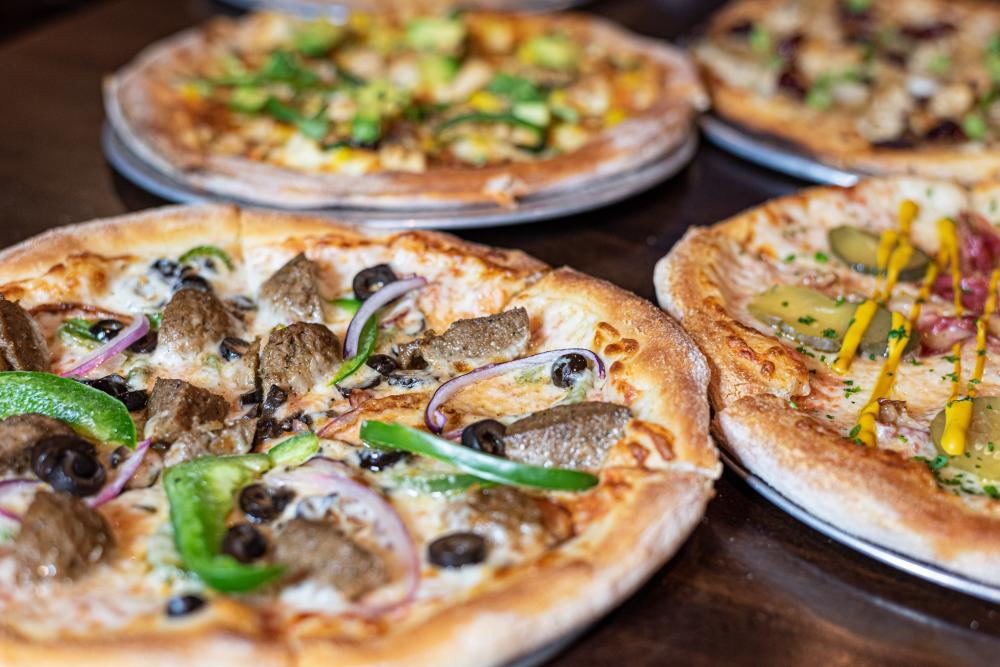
xmin=164 ymin=454 xmax=284 ymax=592
xmin=360 ymin=421 xmax=598 ymax=491
xmin=330 ymin=297 xmax=362 ymax=313
xmin=178 ymin=245 xmax=235 ymax=271
xmin=332 ymin=312 xmax=378 ymax=385
xmin=58 ymin=318 xmax=99 ymax=346
xmin=267 ymin=431 xmax=319 ymax=468
xmin=392 ymin=471 xmax=493 ymax=495
xmin=0 ymin=371 xmax=136 ymax=447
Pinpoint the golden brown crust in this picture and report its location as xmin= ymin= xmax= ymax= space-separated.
xmin=104 ymin=12 xmax=705 ymax=209
xmin=698 ymin=0 xmax=1000 ymax=184
xmin=0 ymin=205 xmax=717 ymax=665
xmin=655 ymin=176 xmax=1000 ymax=587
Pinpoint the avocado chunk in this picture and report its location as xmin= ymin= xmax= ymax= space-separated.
xmin=747 ymin=285 xmax=918 ymax=356
xmin=517 ymin=34 xmax=578 ymax=70
xmin=406 ymin=17 xmax=466 ymax=54
xmin=930 ymin=396 xmax=1000 ymax=487
xmin=828 ymin=226 xmax=931 ymax=282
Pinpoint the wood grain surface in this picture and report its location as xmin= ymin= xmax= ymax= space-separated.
xmin=0 ymin=1 xmax=997 ymax=665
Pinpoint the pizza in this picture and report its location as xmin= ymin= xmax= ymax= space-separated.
xmin=655 ymin=176 xmax=1000 ymax=586
xmin=0 ymin=205 xmax=717 ymax=666
xmin=696 ymin=0 xmax=1000 ymax=183
xmin=103 ymin=10 xmax=704 ymax=209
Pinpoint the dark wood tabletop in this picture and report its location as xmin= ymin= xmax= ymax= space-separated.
xmin=1 ymin=0 xmax=998 ymax=664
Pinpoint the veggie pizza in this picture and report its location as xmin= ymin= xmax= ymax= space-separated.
xmin=657 ymin=176 xmax=1000 ymax=585
xmin=0 ymin=205 xmax=717 ymax=666
xmin=696 ymin=0 xmax=1000 ymax=183
xmin=104 ymin=10 xmax=704 ymax=208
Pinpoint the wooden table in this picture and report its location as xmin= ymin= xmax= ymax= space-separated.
xmin=1 ymin=1 xmax=998 ymax=664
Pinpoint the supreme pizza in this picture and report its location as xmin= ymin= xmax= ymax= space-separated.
xmin=696 ymin=0 xmax=1000 ymax=183
xmin=656 ymin=176 xmax=1000 ymax=585
xmin=0 ymin=205 xmax=717 ymax=666
xmin=104 ymin=10 xmax=704 ymax=208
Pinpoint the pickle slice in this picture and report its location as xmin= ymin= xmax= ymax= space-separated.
xmin=748 ymin=285 xmax=917 ymax=356
xmin=828 ymin=226 xmax=931 ymax=281
xmin=930 ymin=397 xmax=1000 ymax=486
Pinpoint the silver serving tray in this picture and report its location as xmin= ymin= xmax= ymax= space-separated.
xmin=102 ymin=122 xmax=696 ymax=230
xmin=700 ymin=115 xmax=861 ymax=187
xmin=721 ymin=449 xmax=1000 ymax=604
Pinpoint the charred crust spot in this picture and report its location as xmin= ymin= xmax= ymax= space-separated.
xmin=627 ymin=442 xmax=649 ymax=467
xmin=609 ymin=360 xmax=625 ymax=376
xmin=632 ymin=420 xmax=675 ymax=461
xmin=760 ymin=360 xmax=776 ymax=377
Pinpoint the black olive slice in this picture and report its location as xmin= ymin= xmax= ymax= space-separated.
xmin=366 ymin=354 xmax=399 ymax=376
xmin=352 ymin=264 xmax=398 ymax=300
xmin=357 ymin=447 xmax=408 ymax=471
xmin=239 ymin=484 xmax=294 ymax=523
xmin=428 ymin=532 xmax=487 ymax=568
xmin=261 ymin=385 xmax=288 ymax=416
xmin=128 ymin=330 xmax=158 ymax=354
xmin=222 ymin=523 xmax=268 ymax=563
xmin=89 ymin=319 xmax=125 ymax=342
xmin=219 ymin=336 xmax=251 ymax=361
xmin=166 ymin=594 xmax=206 ymax=617
xmin=550 ymin=353 xmax=589 ymax=388
xmin=174 ymin=274 xmax=212 ymax=293
xmin=31 ymin=435 xmax=106 ymax=497
xmin=461 ymin=420 xmax=506 ymax=457
xmin=152 ymin=258 xmax=181 ymax=280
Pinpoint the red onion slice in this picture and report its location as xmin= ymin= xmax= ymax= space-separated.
xmin=0 ymin=479 xmax=41 ymax=521
xmin=61 ymin=313 xmax=150 ymax=378
xmin=87 ymin=438 xmax=151 ymax=508
xmin=344 ymin=277 xmax=427 ymax=358
xmin=267 ymin=457 xmax=420 ymax=614
xmin=425 ymin=348 xmax=605 ymax=433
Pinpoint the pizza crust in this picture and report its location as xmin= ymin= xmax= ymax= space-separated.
xmin=0 ymin=205 xmax=718 ymax=665
xmin=655 ymin=177 xmax=1000 ymax=587
xmin=104 ymin=12 xmax=705 ymax=209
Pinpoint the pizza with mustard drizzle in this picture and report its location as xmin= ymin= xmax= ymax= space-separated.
xmin=103 ymin=10 xmax=705 ymax=209
xmin=696 ymin=0 xmax=1000 ymax=183
xmin=0 ymin=205 xmax=717 ymax=666
xmin=656 ymin=176 xmax=1000 ymax=586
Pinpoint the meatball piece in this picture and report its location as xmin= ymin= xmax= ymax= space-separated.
xmin=162 ymin=419 xmax=257 ymax=467
xmin=143 ymin=378 xmax=229 ymax=444
xmin=258 ymin=253 xmax=324 ymax=324
xmin=503 ymin=402 xmax=631 ymax=470
xmin=0 ymin=296 xmax=50 ymax=372
xmin=159 ymin=289 xmax=235 ymax=356
xmin=397 ymin=308 xmax=529 ymax=373
xmin=14 ymin=491 xmax=114 ymax=581
xmin=273 ymin=519 xmax=388 ymax=599
xmin=260 ymin=322 xmax=340 ymax=396
xmin=447 ymin=486 xmax=572 ymax=550
xmin=0 ymin=413 xmax=74 ymax=474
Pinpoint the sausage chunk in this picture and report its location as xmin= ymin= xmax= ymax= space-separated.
xmin=447 ymin=486 xmax=571 ymax=550
xmin=503 ymin=402 xmax=631 ymax=470
xmin=14 ymin=491 xmax=114 ymax=581
xmin=0 ymin=413 xmax=74 ymax=475
xmin=398 ymin=307 xmax=529 ymax=374
xmin=258 ymin=253 xmax=323 ymax=323
xmin=273 ymin=519 xmax=388 ymax=598
xmin=144 ymin=378 xmax=229 ymax=444
xmin=0 ymin=296 xmax=50 ymax=372
xmin=260 ymin=322 xmax=340 ymax=396
xmin=162 ymin=418 xmax=256 ymax=467
xmin=159 ymin=289 xmax=235 ymax=355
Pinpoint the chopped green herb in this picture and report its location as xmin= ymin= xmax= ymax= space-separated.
xmin=798 ymin=315 xmax=816 ymax=325
xmin=814 ymin=251 xmax=829 ymax=263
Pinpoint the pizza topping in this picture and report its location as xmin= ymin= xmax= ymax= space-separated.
xmin=222 ymin=523 xmax=268 ymax=564
xmin=162 ymin=418 xmax=256 ymax=467
xmin=14 ymin=491 xmax=114 ymax=581
xmin=260 ymin=322 xmax=341 ymax=396
xmin=273 ymin=519 xmax=388 ymax=598
xmin=0 ymin=372 xmax=137 ymax=447
xmin=447 ymin=486 xmax=571 ymax=550
xmin=0 ymin=413 xmax=74 ymax=475
xmin=366 ymin=353 xmax=399 ymax=377
xmin=400 ymin=307 xmax=530 ymax=375
xmin=344 ymin=274 xmax=426 ymax=358
xmin=427 ymin=532 xmax=487 ymax=568
xmin=165 ymin=594 xmax=206 ymax=617
xmin=30 ymin=435 xmax=106 ymax=497
xmin=828 ymin=225 xmax=931 ymax=281
xmin=550 ymin=352 xmax=591 ymax=389
xmin=352 ymin=264 xmax=399 ymax=301
xmin=502 ymin=402 xmax=631 ymax=470
xmin=80 ymin=375 xmax=149 ymax=412
xmin=258 ymin=253 xmax=324 ymax=324
xmin=239 ymin=483 xmax=294 ymax=523
xmin=930 ymin=396 xmax=1000 ymax=491
xmin=460 ymin=419 xmax=506 ymax=457
xmin=61 ymin=312 xmax=151 ymax=379
xmin=357 ymin=447 xmax=409 ymax=471
xmin=0 ymin=296 xmax=51 ymax=372
xmin=361 ymin=421 xmax=599 ymax=491
xmin=90 ymin=438 xmax=153 ymax=505
xmin=218 ymin=336 xmax=253 ymax=363
xmin=178 ymin=245 xmax=236 ymax=272
xmin=164 ymin=453 xmax=284 ymax=592
xmin=159 ymin=289 xmax=236 ymax=356
xmin=425 ymin=347 xmax=605 ymax=432
xmin=144 ymin=378 xmax=229 ymax=444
